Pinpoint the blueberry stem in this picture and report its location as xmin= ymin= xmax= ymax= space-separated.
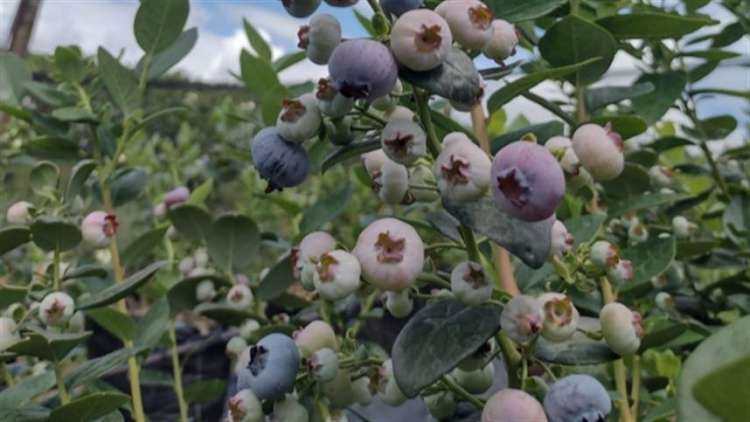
xmin=441 ymin=375 xmax=485 ymax=409
xmin=413 ymin=89 xmax=441 ymax=158
xmin=0 ymin=362 xmax=13 ymax=387
xmin=459 ymin=226 xmax=481 ymax=263
xmin=630 ymin=356 xmax=641 ymax=418
xmin=54 ymin=361 xmax=69 ymax=405
xmin=496 ymin=333 xmax=523 ymax=389
xmin=600 ymin=276 xmax=635 ymax=422
xmin=52 ymin=245 xmax=61 ymax=291
xmin=169 ymin=321 xmax=189 ymax=422
xmin=352 ymin=106 xmax=386 ymax=126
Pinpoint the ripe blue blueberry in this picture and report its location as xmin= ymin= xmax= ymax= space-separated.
xmin=298 ymin=14 xmax=342 ymax=65
xmin=544 ymin=374 xmax=612 ymax=422
xmin=281 ymin=0 xmax=321 ymax=17
xmin=237 ymin=333 xmax=300 ymax=401
xmin=491 ymin=140 xmax=565 ymax=222
xmin=251 ymin=127 xmax=310 ymax=193
xmin=328 ymin=39 xmax=398 ymax=101
xmin=380 ymin=0 xmax=423 ymax=17
xmin=325 ymin=0 xmax=358 ymax=6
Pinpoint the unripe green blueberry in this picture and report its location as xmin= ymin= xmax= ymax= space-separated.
xmin=228 ymin=389 xmax=263 ymax=422
xmin=607 ymin=259 xmax=634 ymax=285
xmin=381 ymin=116 xmax=427 ymax=165
xmin=322 ymin=369 xmax=357 ymax=409
xmin=599 ymin=302 xmax=643 ymax=356
xmin=452 ymin=363 xmax=494 ymax=394
xmin=539 ymin=293 xmax=579 ymax=343
xmin=81 ymin=211 xmax=118 ymax=248
xmin=178 ymin=256 xmax=195 ymax=275
xmin=0 ymin=317 xmax=20 ymax=352
xmin=196 ymin=280 xmax=217 ymax=303
xmin=188 ymin=267 xmax=212 ymax=278
xmin=39 ymin=292 xmax=75 ymax=327
xmin=424 ymin=391 xmax=456 ymax=419
xmin=317 ymin=78 xmax=353 ymax=118
xmin=240 ymin=319 xmax=261 ymax=340
xmin=628 ymin=219 xmax=648 ymax=243
xmin=312 ymin=250 xmax=362 ymax=301
xmin=436 ymin=0 xmax=494 ymax=50
xmin=351 ymin=376 xmax=374 ymax=405
xmin=386 ymin=105 xmax=415 ymax=122
xmin=571 ymin=123 xmax=624 ymax=181
xmin=326 ymin=116 xmax=354 ymax=146
xmin=6 ymin=201 xmax=33 ymax=225
xmin=549 ymin=220 xmax=574 ymax=259
xmin=353 ymin=218 xmax=425 ymax=291
xmin=655 ymin=292 xmax=673 ymax=311
xmin=277 ymin=94 xmax=322 ymax=143
xmin=385 ymin=289 xmax=413 ymax=318
xmin=378 ymin=359 xmax=407 ymax=406
xmin=482 ymin=19 xmax=518 ymax=62
xmin=227 ymin=285 xmax=254 ymax=309
xmin=294 ymin=231 xmax=337 ymax=277
xmin=153 ymin=202 xmax=167 ymax=219
xmin=545 ymin=136 xmax=581 ymax=175
xmin=361 ymin=149 xmax=389 ymax=180
xmin=299 ymin=14 xmax=342 ymax=65
xmin=672 ymin=216 xmax=694 ymax=238
xmin=294 ymin=320 xmax=338 ymax=358
xmin=193 ymin=248 xmax=209 ymax=267
xmin=271 ymin=396 xmax=309 ymax=422
xmin=227 ymin=336 xmax=249 ymax=358
xmin=377 ymin=158 xmax=410 ymax=205
xmin=409 ymin=165 xmax=439 ymax=203
xmin=307 ymin=347 xmax=339 ymax=382
xmin=390 ymin=9 xmax=452 ymax=71
xmin=500 ymin=295 xmax=544 ymax=343
xmin=434 ymin=132 xmax=491 ymax=203
xmin=450 ymin=261 xmax=491 ymax=306
xmin=648 ymin=165 xmax=673 ymax=188
xmin=68 ymin=310 xmax=85 ymax=332
xmin=481 ymin=389 xmax=548 ymax=422
xmin=458 ymin=339 xmax=495 ymax=371
xmin=590 ymin=240 xmax=619 ymax=270
xmin=299 ymin=261 xmax=317 ymax=291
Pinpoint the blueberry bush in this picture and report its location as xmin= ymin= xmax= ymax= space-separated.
xmin=0 ymin=0 xmax=748 ymax=421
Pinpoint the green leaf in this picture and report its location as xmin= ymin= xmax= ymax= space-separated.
xmin=699 ymin=115 xmax=737 ymax=140
xmin=23 ymin=81 xmax=75 ymax=108
xmin=490 ymin=121 xmax=565 ymax=153
xmin=321 ymin=137 xmax=380 ymax=173
xmin=49 ymin=392 xmax=129 ymax=422
xmin=597 ymin=13 xmax=716 ymax=40
xmin=168 ymin=204 xmax=211 ymax=242
xmin=121 ymin=225 xmax=169 ymax=267
xmin=640 ymin=322 xmax=688 ymax=352
xmin=676 ymin=240 xmax=720 ymax=259
xmin=299 ymin=184 xmax=353 ymax=233
xmin=444 ymin=196 xmax=554 ymax=268
xmin=135 ymin=298 xmax=170 ymax=348
xmin=273 ymin=51 xmax=307 ymax=73
xmin=0 ymin=52 xmax=31 ymax=104
xmin=652 ymin=136 xmax=694 ymax=152
xmin=109 ymin=168 xmax=147 ymax=207
xmin=534 ymin=336 xmax=618 ymax=365
xmin=487 ymin=58 xmax=600 ymax=111
xmin=30 ymin=217 xmax=81 ymax=252
xmin=621 ymin=235 xmax=675 ymax=284
xmin=134 ymin=0 xmax=190 ymax=54
xmin=600 ymin=163 xmax=650 ymax=200
xmin=65 ymin=160 xmax=96 ymax=203
xmin=206 ymin=214 xmax=260 ymax=271
xmin=585 ymin=82 xmax=655 ymax=111
xmin=0 ymin=371 xmax=55 ymax=408
xmin=97 ymin=48 xmax=141 ymax=116
xmin=564 ymin=213 xmax=607 ymax=247
xmin=392 ymin=300 xmax=503 ymax=397
xmin=194 ymin=303 xmax=257 ymax=326
xmin=30 ymin=160 xmax=60 ymax=197
xmin=8 ymin=328 xmax=92 ymax=362
xmin=54 ymin=46 xmax=86 ymax=83
xmin=65 ymin=348 xmax=135 ymax=389
xmin=486 ymin=0 xmax=566 ymax=22
xmin=538 ymin=16 xmax=618 ymax=86
xmin=51 ymin=107 xmax=97 ymax=123
xmin=0 ymin=284 xmax=28 ymax=309
xmin=86 ymin=308 xmax=136 ymax=341
xmin=256 ymin=254 xmax=295 ymax=301
xmin=188 ymin=178 xmax=213 ymax=205
xmin=63 ymin=265 xmax=108 ymax=280
xmin=0 ymin=226 xmax=32 ymax=256
xmin=0 ymin=102 xmax=32 ymax=121
xmin=353 ymin=9 xmax=376 ymax=36
xmin=678 ymin=316 xmax=750 ymax=422
xmin=166 ymin=274 xmax=232 ymax=316
xmin=608 ymin=192 xmax=690 ymax=216
xmin=240 ymin=49 xmax=287 ymax=126
xmin=243 ymin=19 xmax=272 ymax=62
xmin=77 ymin=261 xmax=167 ymax=310
xmin=399 ymin=47 xmax=482 ymax=106
xmin=590 ymin=115 xmax=648 ymax=140
xmin=183 ymin=379 xmax=227 ymax=403
xmin=137 ymin=28 xmax=198 ymax=80
xmin=630 ymin=71 xmax=687 ymax=124
xmin=677 ymin=49 xmax=740 ymax=61
xmin=723 ymin=194 xmax=750 ymax=246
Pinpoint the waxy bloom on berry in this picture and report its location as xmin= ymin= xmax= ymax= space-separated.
xmin=390 ymin=9 xmax=453 ymax=71
xmin=81 ymin=211 xmax=118 ymax=248
xmin=39 ymin=292 xmax=75 ymax=327
xmin=434 ymin=132 xmax=491 ymax=203
xmin=353 ymin=218 xmax=424 ymax=291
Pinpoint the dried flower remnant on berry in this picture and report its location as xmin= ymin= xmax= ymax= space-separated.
xmin=375 ymin=231 xmax=406 ymax=263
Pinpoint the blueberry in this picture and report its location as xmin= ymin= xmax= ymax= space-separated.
xmin=491 ymin=140 xmax=565 ymax=222
xmin=482 ymin=389 xmax=548 ymax=422
xmin=5 ymin=201 xmax=33 ymax=225
xmin=251 ymin=127 xmax=310 ymax=192
xmin=390 ymin=9 xmax=452 ymax=71
xmin=380 ymin=0 xmax=423 ymax=17
xmin=281 ymin=0 xmax=321 ymax=18
xmin=164 ymin=186 xmax=190 ymax=209
xmin=324 ymin=0 xmax=358 ymax=6
xmin=299 ymin=14 xmax=342 ymax=65
xmin=544 ymin=374 xmax=612 ymax=422
xmin=328 ymin=39 xmax=398 ymax=101
xmin=571 ymin=123 xmax=624 ymax=181
xmin=237 ymin=333 xmax=300 ymax=401
xmin=81 ymin=210 xmax=118 ymax=248
xmin=483 ymin=19 xmax=519 ymax=63
xmin=316 ymin=78 xmax=353 ymax=118
xmin=436 ymin=0 xmax=494 ymax=51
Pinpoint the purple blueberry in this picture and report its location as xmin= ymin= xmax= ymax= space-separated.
xmin=251 ymin=127 xmax=310 ymax=192
xmin=544 ymin=374 xmax=612 ymax=422
xmin=237 ymin=333 xmax=300 ymax=401
xmin=164 ymin=186 xmax=189 ymax=209
xmin=328 ymin=39 xmax=398 ymax=101
xmin=491 ymin=140 xmax=565 ymax=222
xmin=281 ymin=0 xmax=321 ymax=18
xmin=380 ymin=0 xmax=423 ymax=17
xmin=324 ymin=0 xmax=358 ymax=6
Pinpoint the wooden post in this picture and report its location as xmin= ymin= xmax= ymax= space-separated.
xmin=8 ymin=0 xmax=43 ymax=57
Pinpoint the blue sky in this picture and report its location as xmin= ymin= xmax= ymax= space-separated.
xmin=1 ymin=0 xmax=747 ymax=142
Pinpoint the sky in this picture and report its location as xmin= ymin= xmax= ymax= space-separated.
xmin=1 ymin=0 xmax=748 ymax=144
